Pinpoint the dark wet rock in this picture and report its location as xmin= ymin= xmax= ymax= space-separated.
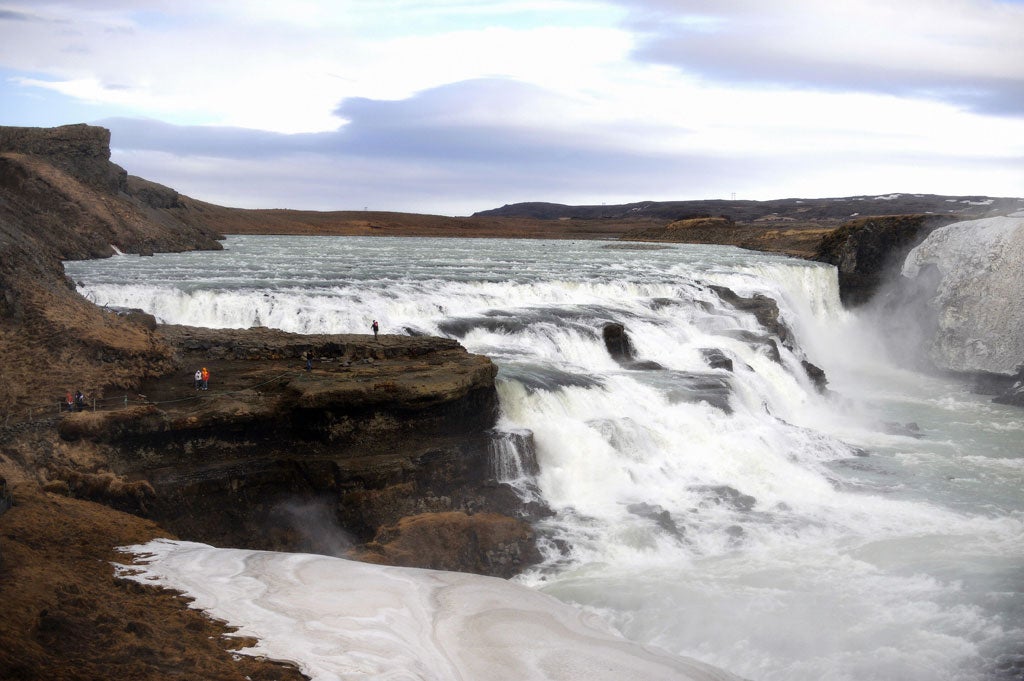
xmin=663 ymin=372 xmax=733 ymax=413
xmin=599 ymin=322 xmax=663 ymax=370
xmin=602 ymin=322 xmax=635 ymax=361
xmin=708 ymin=284 xmax=793 ymax=349
xmin=718 ymin=329 xmax=782 ymax=362
xmin=694 ymin=485 xmax=757 ymax=512
xmin=701 ymin=348 xmax=734 ymax=372
xmin=801 ymin=359 xmax=828 ymax=392
xmin=499 ymin=365 xmax=604 ymax=392
xmin=994 ymin=365 xmax=1024 ymax=408
xmin=439 ymin=316 xmax=529 ymax=337
xmin=627 ymin=360 xmax=665 ymax=371
xmin=489 ymin=430 xmax=541 ymax=479
xmin=815 ymin=214 xmax=957 ymax=306
xmin=627 ymin=502 xmax=684 ymax=539
xmin=881 ymin=421 xmax=923 ymax=438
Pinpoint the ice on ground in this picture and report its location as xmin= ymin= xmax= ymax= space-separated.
xmin=116 ymin=539 xmax=742 ymax=681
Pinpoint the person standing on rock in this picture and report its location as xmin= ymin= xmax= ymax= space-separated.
xmin=305 ymin=351 xmax=313 ymax=371
xmin=201 ymin=367 xmax=209 ymax=391
xmin=372 ymin=320 xmax=379 ymax=340
xmin=194 ymin=369 xmax=202 ymax=390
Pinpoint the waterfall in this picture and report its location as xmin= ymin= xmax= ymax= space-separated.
xmin=67 ymin=235 xmax=1024 ymax=681
xmin=901 ymin=214 xmax=1024 ymax=374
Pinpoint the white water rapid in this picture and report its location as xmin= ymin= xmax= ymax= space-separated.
xmin=68 ymin=235 xmax=1023 ymax=681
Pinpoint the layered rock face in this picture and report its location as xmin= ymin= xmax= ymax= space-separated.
xmin=814 ymin=214 xmax=956 ymax=305
xmin=0 ymin=124 xmax=542 ymax=578
xmin=901 ymin=215 xmax=1024 ymax=375
xmin=0 ymin=123 xmax=125 ymax=193
xmin=50 ymin=326 xmax=544 ymax=576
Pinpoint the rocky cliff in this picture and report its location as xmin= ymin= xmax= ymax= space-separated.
xmin=813 ymin=214 xmax=958 ymax=305
xmin=0 ymin=123 xmax=126 ymax=194
xmin=46 ymin=326 xmax=543 ymax=577
xmin=0 ymin=124 xmax=543 ymax=581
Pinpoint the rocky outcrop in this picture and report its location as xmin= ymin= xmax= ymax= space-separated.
xmin=0 ymin=123 xmax=126 ymax=194
xmin=708 ymin=285 xmax=792 ymax=348
xmin=708 ymin=285 xmax=828 ymax=392
xmin=814 ymin=214 xmax=957 ymax=306
xmin=354 ymin=511 xmax=541 ymax=578
xmin=0 ymin=124 xmax=543 ymax=578
xmin=49 ymin=326 xmax=544 ymax=576
xmin=601 ymin=322 xmax=664 ymax=370
xmin=994 ymin=367 xmax=1024 ymax=407
xmin=0 ymin=126 xmax=224 ymax=423
xmin=621 ymin=216 xmax=832 ymax=259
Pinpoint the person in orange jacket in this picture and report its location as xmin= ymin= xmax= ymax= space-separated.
xmin=201 ymin=367 xmax=209 ymax=390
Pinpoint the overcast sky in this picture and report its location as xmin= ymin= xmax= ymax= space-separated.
xmin=1 ymin=0 xmax=1022 ymax=215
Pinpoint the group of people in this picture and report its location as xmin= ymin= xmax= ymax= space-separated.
xmin=63 ymin=390 xmax=86 ymax=412
xmin=62 ymin=321 xmax=381 ymax=413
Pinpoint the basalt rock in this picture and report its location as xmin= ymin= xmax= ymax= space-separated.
xmin=815 ymin=214 xmax=957 ymax=306
xmin=602 ymin=322 xmax=635 ymax=361
xmin=0 ymin=124 xmax=126 ymax=194
xmin=708 ymin=285 xmax=793 ymax=349
xmin=54 ymin=325 xmax=547 ymax=576
xmin=994 ymin=366 xmax=1024 ymax=408
xmin=802 ymin=359 xmax=829 ymax=393
xmin=354 ymin=511 xmax=541 ymax=578
xmin=602 ymin=322 xmax=665 ymax=370
xmin=701 ymin=348 xmax=734 ymax=372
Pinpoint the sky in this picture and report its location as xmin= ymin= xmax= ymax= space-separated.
xmin=1 ymin=0 xmax=1022 ymax=215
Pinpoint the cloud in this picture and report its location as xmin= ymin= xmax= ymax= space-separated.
xmin=617 ymin=0 xmax=1024 ymax=116
xmin=98 ymin=78 xmax=744 ymax=213
xmin=0 ymin=9 xmax=37 ymax=21
xmin=6 ymin=2 xmax=1023 ymax=213
xmin=100 ymin=75 xmax=1024 ymax=215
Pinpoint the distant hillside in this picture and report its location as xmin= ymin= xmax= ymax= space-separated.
xmin=473 ymin=194 xmax=1024 ymax=222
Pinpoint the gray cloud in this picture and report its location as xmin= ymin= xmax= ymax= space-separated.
xmin=616 ymin=0 xmax=1024 ymax=117
xmin=99 ymin=79 xmax=742 ymax=213
xmin=100 ymin=75 xmax=1021 ymax=215
xmin=0 ymin=9 xmax=35 ymax=21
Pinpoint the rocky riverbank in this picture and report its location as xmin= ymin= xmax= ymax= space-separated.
xmin=0 ymin=124 xmax=543 ymax=680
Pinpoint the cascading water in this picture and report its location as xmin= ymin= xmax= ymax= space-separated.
xmin=68 ymin=235 xmax=1024 ymax=681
